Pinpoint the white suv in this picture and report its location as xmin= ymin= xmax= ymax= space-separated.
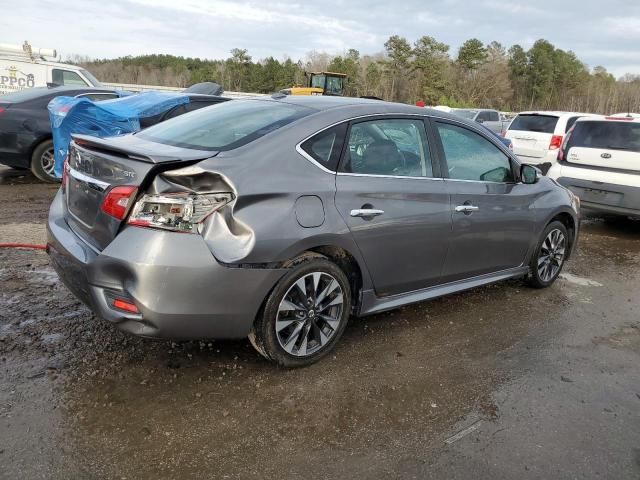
xmin=505 ymin=111 xmax=598 ymax=172
xmin=547 ymin=116 xmax=640 ymax=218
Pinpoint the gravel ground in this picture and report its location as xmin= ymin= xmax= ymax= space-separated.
xmin=0 ymin=166 xmax=639 ymax=479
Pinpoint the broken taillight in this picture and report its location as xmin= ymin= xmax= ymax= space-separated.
xmin=100 ymin=186 xmax=138 ymax=220
xmin=127 ymin=192 xmax=234 ymax=233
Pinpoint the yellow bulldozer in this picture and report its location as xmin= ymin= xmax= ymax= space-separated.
xmin=280 ymin=71 xmax=347 ymax=96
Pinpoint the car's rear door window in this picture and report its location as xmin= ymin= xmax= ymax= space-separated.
xmin=568 ymin=121 xmax=640 ymax=153
xmin=436 ymin=122 xmax=513 ymax=182
xmin=300 ymin=124 xmax=347 ymax=171
xmin=137 ymin=100 xmax=312 ymax=151
xmin=340 ymin=119 xmax=433 ymax=177
xmin=508 ymin=114 xmax=559 ymax=133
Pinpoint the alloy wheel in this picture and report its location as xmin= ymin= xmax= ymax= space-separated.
xmin=537 ymin=228 xmax=566 ymax=282
xmin=41 ymin=147 xmax=55 ymax=175
xmin=275 ymin=272 xmax=344 ymax=357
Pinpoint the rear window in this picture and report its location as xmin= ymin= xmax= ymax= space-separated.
xmin=137 ymin=100 xmax=312 ymax=151
xmin=508 ymin=114 xmax=558 ymax=134
xmin=567 ymin=121 xmax=640 ymax=153
xmin=452 ymin=109 xmax=478 ymax=120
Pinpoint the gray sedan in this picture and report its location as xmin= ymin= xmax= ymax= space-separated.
xmin=47 ymin=96 xmax=580 ymax=366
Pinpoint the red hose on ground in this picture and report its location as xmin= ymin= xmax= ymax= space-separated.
xmin=0 ymin=243 xmax=47 ymax=250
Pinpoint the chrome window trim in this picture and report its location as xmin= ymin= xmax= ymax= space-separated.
xmin=295 ymin=112 xmax=432 ymax=174
xmin=67 ymin=166 xmax=111 ymax=191
xmin=336 ymin=172 xmax=444 ymax=181
xmin=295 ymin=111 xmax=517 ymax=175
xmin=295 ymin=143 xmax=336 ymax=174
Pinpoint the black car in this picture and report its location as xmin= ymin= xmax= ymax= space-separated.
xmin=0 ymin=87 xmax=230 ymax=182
xmin=0 ymin=86 xmax=120 ymax=182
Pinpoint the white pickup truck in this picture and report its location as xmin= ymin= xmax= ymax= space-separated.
xmin=0 ymin=41 xmax=101 ymax=95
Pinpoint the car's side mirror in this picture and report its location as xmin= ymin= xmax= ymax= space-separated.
xmin=476 ymin=118 xmax=484 ymax=124
xmin=521 ymin=164 xmax=541 ymax=184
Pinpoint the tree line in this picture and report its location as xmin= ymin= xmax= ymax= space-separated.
xmin=73 ymin=36 xmax=640 ymax=114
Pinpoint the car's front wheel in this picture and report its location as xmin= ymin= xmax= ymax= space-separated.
xmin=526 ymin=220 xmax=568 ymax=288
xmin=31 ymin=139 xmax=59 ymax=183
xmin=249 ymin=256 xmax=351 ymax=367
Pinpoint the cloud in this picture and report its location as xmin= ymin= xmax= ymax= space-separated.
xmin=1 ymin=0 xmax=639 ymax=76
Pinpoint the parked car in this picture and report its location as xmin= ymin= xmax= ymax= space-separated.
xmin=548 ymin=115 xmax=640 ymax=218
xmin=0 ymin=86 xmax=121 ymax=181
xmin=450 ymin=108 xmax=506 ymax=134
xmin=478 ymin=123 xmax=513 ymax=150
xmin=47 ymin=96 xmax=580 ymax=367
xmin=505 ymin=111 xmax=599 ymax=173
xmin=0 ymin=86 xmax=229 ymax=182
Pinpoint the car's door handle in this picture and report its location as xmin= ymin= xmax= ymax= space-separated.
xmin=454 ymin=205 xmax=479 ymax=213
xmin=350 ymin=209 xmax=385 ymax=218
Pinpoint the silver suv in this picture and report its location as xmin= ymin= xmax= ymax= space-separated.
xmin=47 ymin=96 xmax=580 ymax=366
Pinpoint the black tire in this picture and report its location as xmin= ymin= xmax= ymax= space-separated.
xmin=249 ymin=256 xmax=351 ymax=367
xmin=30 ymin=139 xmax=59 ymax=183
xmin=526 ymin=220 xmax=568 ymax=288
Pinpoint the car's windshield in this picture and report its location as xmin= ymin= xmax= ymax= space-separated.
xmin=80 ymin=69 xmax=103 ymax=87
xmin=137 ymin=99 xmax=312 ymax=151
xmin=568 ymin=121 xmax=640 ymax=153
xmin=508 ymin=114 xmax=559 ymax=133
xmin=452 ymin=109 xmax=478 ymax=120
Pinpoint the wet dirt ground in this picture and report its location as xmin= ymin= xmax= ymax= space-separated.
xmin=1 ymin=165 xmax=639 ymax=479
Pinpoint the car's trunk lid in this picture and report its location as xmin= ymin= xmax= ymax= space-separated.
xmin=65 ymin=134 xmax=215 ymax=251
xmin=506 ymin=114 xmax=559 ymax=159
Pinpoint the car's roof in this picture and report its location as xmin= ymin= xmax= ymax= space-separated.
xmin=185 ymin=94 xmax=231 ymax=102
xmin=516 ymin=110 xmax=595 ymax=117
xmin=0 ymin=86 xmax=116 ymax=103
xmin=254 ymin=94 xmax=459 ymax=118
xmin=575 ymin=115 xmax=640 ymax=124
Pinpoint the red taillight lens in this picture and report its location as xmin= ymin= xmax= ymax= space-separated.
xmin=112 ymin=298 xmax=139 ymax=314
xmin=0 ymin=107 xmax=5 ymax=115
xmin=100 ymin=186 xmax=137 ymax=220
xmin=549 ymin=135 xmax=563 ymax=150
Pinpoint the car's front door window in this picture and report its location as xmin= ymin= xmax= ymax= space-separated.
xmin=435 ymin=122 xmax=513 ymax=182
xmin=342 ymin=119 xmax=433 ymax=177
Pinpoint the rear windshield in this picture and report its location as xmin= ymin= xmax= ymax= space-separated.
xmin=452 ymin=109 xmax=478 ymax=120
xmin=567 ymin=121 xmax=640 ymax=153
xmin=508 ymin=114 xmax=558 ymax=133
xmin=137 ymin=99 xmax=312 ymax=151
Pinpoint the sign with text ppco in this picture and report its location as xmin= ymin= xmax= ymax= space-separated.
xmin=0 ymin=65 xmax=36 ymax=94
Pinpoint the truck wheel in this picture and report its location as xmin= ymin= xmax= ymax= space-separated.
xmin=31 ymin=140 xmax=59 ymax=183
xmin=249 ymin=256 xmax=351 ymax=367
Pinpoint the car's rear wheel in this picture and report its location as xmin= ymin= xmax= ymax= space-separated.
xmin=249 ymin=256 xmax=351 ymax=367
xmin=30 ymin=139 xmax=59 ymax=183
xmin=526 ymin=220 xmax=568 ymax=288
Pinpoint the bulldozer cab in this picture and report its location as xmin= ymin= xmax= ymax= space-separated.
xmin=280 ymin=71 xmax=346 ymax=96
xmin=308 ymin=72 xmax=346 ymax=96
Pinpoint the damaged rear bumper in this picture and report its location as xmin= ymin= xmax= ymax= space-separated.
xmin=47 ymin=189 xmax=286 ymax=339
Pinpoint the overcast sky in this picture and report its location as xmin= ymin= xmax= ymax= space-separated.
xmin=3 ymin=0 xmax=639 ymax=77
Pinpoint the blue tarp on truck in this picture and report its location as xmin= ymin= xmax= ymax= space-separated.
xmin=48 ymin=91 xmax=190 ymax=177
